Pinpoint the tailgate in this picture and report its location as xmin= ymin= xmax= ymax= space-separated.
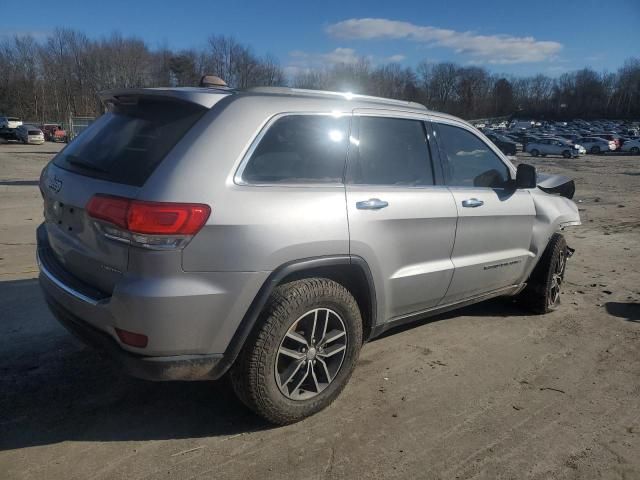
xmin=41 ymin=164 xmax=139 ymax=295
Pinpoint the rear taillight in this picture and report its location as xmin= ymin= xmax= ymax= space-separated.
xmin=86 ymin=195 xmax=210 ymax=249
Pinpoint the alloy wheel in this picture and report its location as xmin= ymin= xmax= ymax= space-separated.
xmin=275 ymin=308 xmax=348 ymax=401
xmin=548 ymin=248 xmax=566 ymax=307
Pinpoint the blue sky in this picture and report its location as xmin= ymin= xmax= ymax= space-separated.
xmin=1 ymin=0 xmax=638 ymax=76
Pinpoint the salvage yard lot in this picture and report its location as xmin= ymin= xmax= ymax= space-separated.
xmin=1 ymin=142 xmax=639 ymax=479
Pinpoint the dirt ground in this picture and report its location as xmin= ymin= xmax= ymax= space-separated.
xmin=0 ymin=142 xmax=639 ymax=480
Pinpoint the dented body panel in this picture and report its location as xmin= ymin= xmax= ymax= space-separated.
xmin=518 ymin=187 xmax=581 ymax=283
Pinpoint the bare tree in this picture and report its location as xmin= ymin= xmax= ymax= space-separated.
xmin=0 ymin=28 xmax=638 ymax=122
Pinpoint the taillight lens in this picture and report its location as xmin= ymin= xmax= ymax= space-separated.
xmin=86 ymin=195 xmax=210 ymax=249
xmin=127 ymin=201 xmax=210 ymax=235
xmin=86 ymin=195 xmax=129 ymax=229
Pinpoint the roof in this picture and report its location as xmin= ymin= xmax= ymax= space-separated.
xmin=99 ymin=85 xmax=428 ymax=112
xmin=243 ymin=86 xmax=427 ymax=111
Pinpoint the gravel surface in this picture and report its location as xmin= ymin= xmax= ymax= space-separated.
xmin=0 ymin=142 xmax=638 ymax=479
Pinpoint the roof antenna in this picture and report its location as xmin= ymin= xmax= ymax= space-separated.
xmin=199 ymin=75 xmax=228 ymax=88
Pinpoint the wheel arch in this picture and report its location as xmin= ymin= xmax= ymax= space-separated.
xmin=213 ymin=255 xmax=378 ymax=379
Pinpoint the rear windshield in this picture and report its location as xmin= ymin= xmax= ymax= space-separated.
xmin=28 ymin=130 xmax=40 ymax=135
xmin=53 ymin=97 xmax=206 ymax=186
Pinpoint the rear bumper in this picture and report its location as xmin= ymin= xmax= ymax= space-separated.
xmin=44 ymin=293 xmax=225 ymax=381
xmin=36 ymin=223 xmax=269 ymax=379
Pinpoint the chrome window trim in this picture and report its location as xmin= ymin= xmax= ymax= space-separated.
xmin=233 ymin=111 xmax=351 ymax=187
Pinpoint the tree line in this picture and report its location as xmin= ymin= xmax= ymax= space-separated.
xmin=1 ymin=28 xmax=639 ymax=123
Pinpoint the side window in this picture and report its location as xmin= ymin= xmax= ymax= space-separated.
xmin=436 ymin=123 xmax=511 ymax=188
xmin=242 ymin=115 xmax=350 ymax=184
xmin=350 ymin=116 xmax=434 ymax=186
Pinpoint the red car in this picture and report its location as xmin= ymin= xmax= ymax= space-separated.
xmin=40 ymin=124 xmax=67 ymax=142
xmin=595 ymin=133 xmax=621 ymax=150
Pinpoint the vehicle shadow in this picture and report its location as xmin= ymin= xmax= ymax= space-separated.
xmin=12 ymin=150 xmax=61 ymax=155
xmin=605 ymin=302 xmax=640 ymax=322
xmin=372 ymin=297 xmax=527 ymax=341
xmin=0 ymin=278 xmax=272 ymax=452
xmin=0 ymin=180 xmax=39 ymax=186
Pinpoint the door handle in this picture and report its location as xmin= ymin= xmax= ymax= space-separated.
xmin=462 ymin=198 xmax=484 ymax=208
xmin=356 ymin=198 xmax=389 ymax=210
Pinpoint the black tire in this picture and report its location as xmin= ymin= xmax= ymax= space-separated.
xmin=518 ymin=233 xmax=568 ymax=314
xmin=230 ymin=278 xmax=363 ymax=424
xmin=590 ymin=146 xmax=600 ymax=154
xmin=530 ymin=149 xmax=539 ymax=157
xmin=562 ymin=150 xmax=572 ymax=159
xmin=630 ymin=146 xmax=640 ymax=155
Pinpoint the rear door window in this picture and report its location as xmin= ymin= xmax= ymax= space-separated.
xmin=241 ymin=114 xmax=350 ymax=184
xmin=436 ymin=123 xmax=511 ymax=189
xmin=348 ymin=116 xmax=434 ymax=186
xmin=53 ymin=97 xmax=206 ymax=186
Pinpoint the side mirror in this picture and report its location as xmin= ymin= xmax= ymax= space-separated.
xmin=516 ymin=163 xmax=537 ymax=189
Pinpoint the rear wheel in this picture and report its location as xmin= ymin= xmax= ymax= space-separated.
xmin=230 ymin=278 xmax=363 ymax=424
xmin=530 ymin=149 xmax=539 ymax=157
xmin=518 ymin=233 xmax=568 ymax=314
xmin=630 ymin=146 xmax=640 ymax=155
xmin=590 ymin=146 xmax=601 ymax=154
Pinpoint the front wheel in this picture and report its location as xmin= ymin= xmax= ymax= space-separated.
xmin=590 ymin=146 xmax=601 ymax=154
xmin=530 ymin=149 xmax=539 ymax=157
xmin=518 ymin=233 xmax=568 ymax=314
xmin=562 ymin=150 xmax=572 ymax=159
xmin=630 ymin=146 xmax=640 ymax=155
xmin=230 ymin=278 xmax=363 ymax=424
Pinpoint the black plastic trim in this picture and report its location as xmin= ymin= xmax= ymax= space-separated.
xmin=44 ymin=293 xmax=223 ymax=381
xmin=212 ymin=255 xmax=378 ymax=379
xmin=371 ymin=284 xmax=522 ymax=338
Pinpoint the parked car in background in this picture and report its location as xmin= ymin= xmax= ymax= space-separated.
xmin=40 ymin=124 xmax=68 ymax=142
xmin=521 ymin=134 xmax=542 ymax=149
xmin=16 ymin=125 xmax=45 ymax=144
xmin=576 ymin=137 xmax=616 ymax=154
xmin=620 ymin=138 xmax=640 ymax=155
xmin=0 ymin=116 xmax=22 ymax=129
xmin=484 ymin=132 xmax=517 ymax=155
xmin=525 ymin=138 xmax=581 ymax=158
xmin=558 ymin=133 xmax=580 ymax=143
xmin=0 ymin=127 xmax=19 ymax=143
xmin=594 ymin=134 xmax=621 ymax=150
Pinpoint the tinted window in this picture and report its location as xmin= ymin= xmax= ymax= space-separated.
xmin=242 ymin=115 xmax=349 ymax=184
xmin=350 ymin=117 xmax=433 ymax=186
xmin=437 ymin=123 xmax=510 ymax=188
xmin=53 ymin=98 xmax=206 ymax=187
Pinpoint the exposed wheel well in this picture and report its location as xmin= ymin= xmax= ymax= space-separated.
xmin=279 ymin=263 xmax=375 ymax=342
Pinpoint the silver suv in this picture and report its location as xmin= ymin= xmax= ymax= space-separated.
xmin=37 ymin=86 xmax=581 ymax=424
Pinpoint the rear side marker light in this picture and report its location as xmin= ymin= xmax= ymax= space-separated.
xmin=86 ymin=195 xmax=211 ymax=250
xmin=115 ymin=328 xmax=148 ymax=348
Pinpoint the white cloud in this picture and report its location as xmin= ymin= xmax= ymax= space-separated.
xmin=326 ymin=18 xmax=562 ymax=64
xmin=385 ymin=54 xmax=406 ymax=63
xmin=287 ymin=47 xmax=406 ymax=73
xmin=290 ymin=47 xmax=362 ymax=66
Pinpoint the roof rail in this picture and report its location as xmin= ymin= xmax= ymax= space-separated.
xmin=245 ymin=86 xmax=427 ymax=110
